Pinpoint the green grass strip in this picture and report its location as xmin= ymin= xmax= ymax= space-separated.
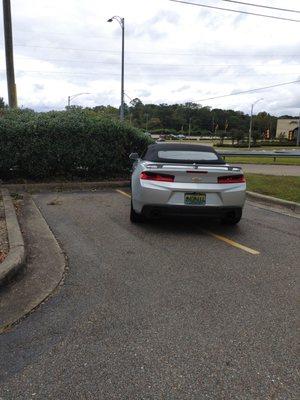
xmin=226 ymin=157 xmax=300 ymax=166
xmin=245 ymin=174 xmax=300 ymax=203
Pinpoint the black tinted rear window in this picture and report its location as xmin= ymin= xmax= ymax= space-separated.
xmin=143 ymin=144 xmax=225 ymax=165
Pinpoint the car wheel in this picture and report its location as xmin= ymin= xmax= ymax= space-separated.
xmin=130 ymin=201 xmax=145 ymax=223
xmin=221 ymin=209 xmax=242 ymax=225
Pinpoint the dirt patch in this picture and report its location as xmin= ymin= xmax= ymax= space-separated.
xmin=47 ymin=197 xmax=62 ymax=206
xmin=0 ymin=196 xmax=9 ymax=262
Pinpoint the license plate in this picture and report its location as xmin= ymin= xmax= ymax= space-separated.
xmin=184 ymin=192 xmax=206 ymax=205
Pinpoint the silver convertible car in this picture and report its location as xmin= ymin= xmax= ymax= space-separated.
xmin=129 ymin=143 xmax=246 ymax=224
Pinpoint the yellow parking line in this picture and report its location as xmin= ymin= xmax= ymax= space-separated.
xmin=204 ymin=230 xmax=260 ymax=255
xmin=116 ymin=189 xmax=260 ymax=255
xmin=116 ymin=189 xmax=131 ymax=199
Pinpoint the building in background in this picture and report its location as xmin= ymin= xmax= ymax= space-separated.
xmin=276 ymin=118 xmax=299 ymax=140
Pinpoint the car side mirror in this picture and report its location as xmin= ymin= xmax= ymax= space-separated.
xmin=129 ymin=153 xmax=139 ymax=160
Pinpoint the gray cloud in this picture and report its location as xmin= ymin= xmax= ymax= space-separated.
xmin=34 ymin=84 xmax=44 ymax=91
xmin=136 ymin=89 xmax=151 ymax=97
xmin=149 ymin=10 xmax=180 ymax=25
xmin=0 ymin=0 xmax=298 ymax=116
xmin=172 ymin=85 xmax=190 ymax=93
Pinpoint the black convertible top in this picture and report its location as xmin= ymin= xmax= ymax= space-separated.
xmin=142 ymin=143 xmax=225 ymax=165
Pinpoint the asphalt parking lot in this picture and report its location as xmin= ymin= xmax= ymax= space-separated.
xmin=0 ymin=190 xmax=299 ymax=399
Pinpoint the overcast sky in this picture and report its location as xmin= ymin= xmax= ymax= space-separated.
xmin=0 ymin=0 xmax=299 ymax=116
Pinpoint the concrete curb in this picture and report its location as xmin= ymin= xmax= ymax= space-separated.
xmin=2 ymin=180 xmax=130 ymax=193
xmin=246 ymin=191 xmax=300 ymax=214
xmin=3 ymin=182 xmax=299 ymax=214
xmin=0 ymin=194 xmax=67 ymax=333
xmin=0 ymin=189 xmax=26 ymax=286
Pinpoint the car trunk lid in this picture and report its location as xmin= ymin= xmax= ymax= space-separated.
xmin=143 ymin=163 xmax=243 ymax=184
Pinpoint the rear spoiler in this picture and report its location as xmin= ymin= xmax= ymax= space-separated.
xmin=146 ymin=163 xmax=242 ymax=171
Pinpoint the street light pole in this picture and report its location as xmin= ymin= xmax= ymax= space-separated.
xmin=108 ymin=16 xmax=125 ymax=122
xmin=248 ymin=98 xmax=263 ymax=150
xmin=145 ymin=113 xmax=149 ymax=131
xmin=297 ymin=111 xmax=300 ymax=147
xmin=67 ymin=92 xmax=90 ymax=108
xmin=248 ymin=103 xmax=254 ymax=150
xmin=188 ymin=117 xmax=192 ymax=137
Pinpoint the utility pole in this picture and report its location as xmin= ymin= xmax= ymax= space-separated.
xmin=120 ymin=18 xmax=125 ymax=122
xmin=2 ymin=0 xmax=17 ymax=108
xmin=188 ymin=117 xmax=192 ymax=137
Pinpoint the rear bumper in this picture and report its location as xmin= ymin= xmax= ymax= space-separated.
xmin=132 ymin=181 xmax=246 ymax=213
xmin=141 ymin=205 xmax=242 ymax=218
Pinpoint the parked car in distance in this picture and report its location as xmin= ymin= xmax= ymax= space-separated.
xmin=156 ymin=134 xmax=166 ymax=142
xmin=129 ymin=143 xmax=246 ymax=224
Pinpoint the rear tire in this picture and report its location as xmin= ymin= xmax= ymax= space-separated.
xmin=130 ymin=201 xmax=145 ymax=223
xmin=221 ymin=209 xmax=242 ymax=225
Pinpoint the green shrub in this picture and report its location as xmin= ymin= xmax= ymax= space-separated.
xmin=149 ymin=128 xmax=177 ymax=135
xmin=259 ymin=140 xmax=296 ymax=146
xmin=0 ymin=109 xmax=152 ymax=180
xmin=213 ymin=142 xmax=261 ymax=148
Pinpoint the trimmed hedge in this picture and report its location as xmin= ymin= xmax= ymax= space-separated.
xmin=149 ymin=128 xmax=178 ymax=135
xmin=0 ymin=109 xmax=152 ymax=180
xmin=259 ymin=140 xmax=297 ymax=146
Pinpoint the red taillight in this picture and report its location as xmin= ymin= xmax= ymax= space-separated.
xmin=218 ymin=174 xmax=245 ymax=184
xmin=140 ymin=171 xmax=175 ymax=182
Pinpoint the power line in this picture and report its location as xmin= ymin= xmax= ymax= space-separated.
xmin=195 ymin=79 xmax=300 ymax=102
xmin=9 ymin=69 xmax=300 ymax=78
xmin=14 ymin=55 xmax=300 ymax=68
xmin=11 ymin=44 xmax=300 ymax=57
xmin=13 ymin=29 xmax=110 ymax=40
xmin=169 ymin=0 xmax=300 ymax=22
xmin=220 ymin=0 xmax=300 ymax=14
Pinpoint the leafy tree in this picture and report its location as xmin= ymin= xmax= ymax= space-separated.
xmin=78 ymin=101 xmax=293 ymax=141
xmin=147 ymin=117 xmax=161 ymax=130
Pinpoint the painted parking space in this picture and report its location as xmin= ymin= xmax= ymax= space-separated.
xmin=116 ymin=189 xmax=260 ymax=255
xmin=1 ymin=190 xmax=298 ymax=399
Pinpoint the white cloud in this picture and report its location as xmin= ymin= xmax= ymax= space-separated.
xmin=0 ymin=0 xmax=299 ymax=116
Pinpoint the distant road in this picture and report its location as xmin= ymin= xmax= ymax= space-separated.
xmin=234 ymin=164 xmax=300 ymax=176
